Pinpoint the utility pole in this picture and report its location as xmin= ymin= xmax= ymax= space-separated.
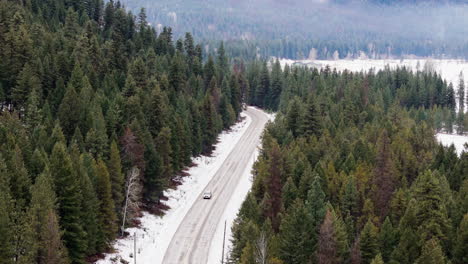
xmin=221 ymin=220 xmax=227 ymax=264
xmin=134 ymin=232 xmax=137 ymax=264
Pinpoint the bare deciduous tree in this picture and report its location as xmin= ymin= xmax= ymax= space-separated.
xmin=121 ymin=167 xmax=142 ymax=235
xmin=255 ymin=232 xmax=268 ymax=264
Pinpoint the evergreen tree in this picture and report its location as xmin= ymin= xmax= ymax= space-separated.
xmin=316 ymin=209 xmax=339 ymax=264
xmin=453 ymin=214 xmax=468 ymax=264
xmin=370 ymin=254 xmax=384 ymax=264
xmin=378 ymin=217 xmax=397 ymax=262
xmin=415 ymin=238 xmax=447 ymax=264
xmin=95 ymin=159 xmax=118 ymax=247
xmin=29 ymin=170 xmax=69 ymax=264
xmin=0 ymin=155 xmax=14 ymax=263
xmin=360 ymin=220 xmax=379 ymax=264
xmin=108 ymin=140 xmax=124 ymax=213
xmin=8 ymin=145 xmax=31 ymax=208
xmin=58 ymin=84 xmax=81 ymax=138
xmin=372 ymin=129 xmax=396 ymax=219
xmin=457 ymin=72 xmax=465 ymax=113
xmin=413 ymin=170 xmax=450 ymax=243
xmin=302 ymin=94 xmax=321 ymax=137
xmin=278 ymin=199 xmax=314 ymax=264
xmin=50 ymin=142 xmax=86 ymax=263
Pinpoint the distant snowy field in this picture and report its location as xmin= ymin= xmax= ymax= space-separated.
xmin=436 ymin=133 xmax=468 ymax=156
xmin=280 ymin=58 xmax=468 ymax=155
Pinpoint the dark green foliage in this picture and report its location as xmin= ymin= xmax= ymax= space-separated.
xmin=231 ymin=62 xmax=466 ymax=264
xmin=360 ymin=220 xmax=380 ymax=264
xmin=278 ymin=199 xmax=315 ymax=264
xmin=95 ymin=159 xmax=118 ymax=248
xmin=50 ymin=143 xmax=86 ymax=263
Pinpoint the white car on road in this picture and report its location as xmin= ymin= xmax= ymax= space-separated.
xmin=203 ymin=191 xmax=212 ymax=199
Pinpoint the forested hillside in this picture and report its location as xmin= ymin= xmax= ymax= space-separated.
xmin=120 ymin=0 xmax=468 ymax=60
xmin=0 ymin=0 xmax=244 ymax=263
xmin=231 ymin=62 xmax=468 ymax=263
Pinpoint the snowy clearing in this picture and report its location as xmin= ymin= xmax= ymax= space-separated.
xmin=96 ymin=111 xmax=252 ymax=264
xmin=436 ymin=133 xmax=468 ymax=156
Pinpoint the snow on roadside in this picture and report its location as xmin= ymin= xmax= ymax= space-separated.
xmin=436 ymin=133 xmax=468 ymax=156
xmin=96 ymin=111 xmax=252 ymax=264
xmin=208 ymin=111 xmax=276 ymax=264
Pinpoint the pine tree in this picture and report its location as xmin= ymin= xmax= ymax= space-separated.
xmin=372 ymin=129 xmax=396 ymax=219
xmin=108 ymin=140 xmax=124 ymax=213
xmin=147 ymin=85 xmax=168 ymax=136
xmin=316 ymin=209 xmax=339 ymax=264
xmin=12 ymin=62 xmax=40 ymax=106
xmin=370 ymin=254 xmax=384 ymax=264
xmin=286 ymin=98 xmax=302 ymax=137
xmin=25 ymin=85 xmax=42 ymax=129
xmin=78 ymin=153 xmax=100 ymax=255
xmin=415 ymin=238 xmax=447 ymax=264
xmin=278 ymin=199 xmax=314 ymax=264
xmin=58 ymin=84 xmax=81 ymax=138
xmin=378 ymin=217 xmax=397 ymax=262
xmin=391 ymin=199 xmax=420 ymax=264
xmin=360 ymin=220 xmax=379 ymax=264
xmin=457 ymin=72 xmax=465 ymax=113
xmin=96 ymin=159 xmax=118 ymax=247
xmin=302 ymin=94 xmax=321 ymax=137
xmin=305 ymin=176 xmax=327 ymax=236
xmin=8 ymin=145 xmax=31 ymax=209
xmin=156 ymin=127 xmax=173 ymax=179
xmin=413 ymin=170 xmax=450 ymax=243
xmin=50 ymin=142 xmax=86 ymax=263
xmin=269 ymin=59 xmax=283 ymax=110
xmin=29 ymin=170 xmax=69 ymax=264
xmin=263 ymin=141 xmax=283 ymax=230
xmin=453 ymin=214 xmax=468 ymax=264
xmin=282 ymin=177 xmax=298 ymax=211
xmin=0 ymin=154 xmax=14 ymax=263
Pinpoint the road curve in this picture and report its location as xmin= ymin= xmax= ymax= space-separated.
xmin=162 ymin=107 xmax=270 ymax=264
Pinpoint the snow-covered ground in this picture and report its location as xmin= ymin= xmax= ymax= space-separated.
xmin=436 ymin=133 xmax=468 ymax=156
xmin=96 ymin=110 xmax=275 ymax=264
xmin=97 ymin=113 xmax=253 ymax=264
xmin=207 ymin=111 xmax=275 ymax=264
xmin=279 ymin=58 xmax=468 ymax=111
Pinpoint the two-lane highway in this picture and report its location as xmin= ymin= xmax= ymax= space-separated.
xmin=162 ymin=107 xmax=270 ymax=264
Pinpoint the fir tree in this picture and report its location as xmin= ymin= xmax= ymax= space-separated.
xmin=29 ymin=170 xmax=69 ymax=264
xmin=378 ymin=217 xmax=397 ymax=262
xmin=360 ymin=220 xmax=379 ymax=264
xmin=316 ymin=209 xmax=339 ymax=264
xmin=58 ymin=84 xmax=81 ymax=138
xmin=457 ymin=72 xmax=465 ymax=113
xmin=50 ymin=142 xmax=86 ymax=263
xmin=108 ymin=140 xmax=124 ymax=213
xmin=278 ymin=199 xmax=315 ymax=264
xmin=302 ymin=94 xmax=321 ymax=137
xmin=415 ymin=238 xmax=447 ymax=264
xmin=0 ymin=155 xmax=14 ymax=263
xmin=95 ymin=159 xmax=118 ymax=247
xmin=453 ymin=214 xmax=468 ymax=264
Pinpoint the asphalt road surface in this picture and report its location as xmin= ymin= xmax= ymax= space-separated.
xmin=162 ymin=107 xmax=270 ymax=264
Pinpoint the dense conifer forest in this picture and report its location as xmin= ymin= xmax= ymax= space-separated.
xmin=231 ymin=62 xmax=468 ymax=263
xmin=1 ymin=0 xmax=467 ymax=263
xmin=120 ymin=0 xmax=468 ymax=60
xmin=0 ymin=0 xmax=243 ymax=262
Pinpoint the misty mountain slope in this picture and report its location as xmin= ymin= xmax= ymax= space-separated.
xmin=121 ymin=0 xmax=468 ymax=59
